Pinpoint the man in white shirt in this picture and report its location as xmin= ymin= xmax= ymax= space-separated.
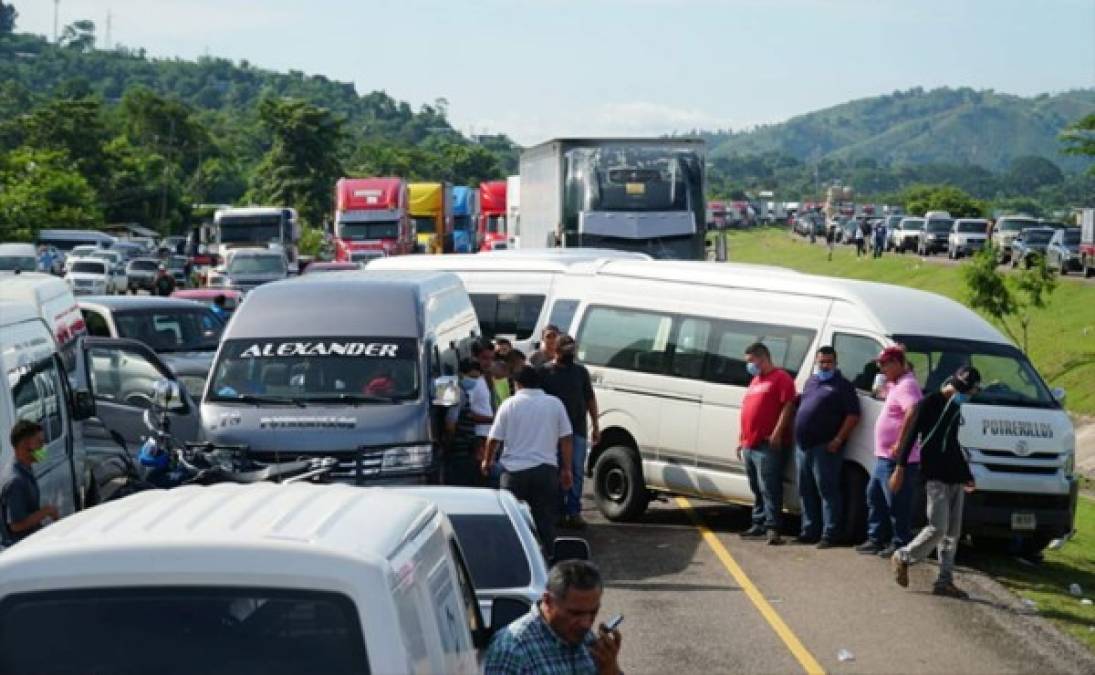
xmin=484 ymin=366 xmax=574 ymax=546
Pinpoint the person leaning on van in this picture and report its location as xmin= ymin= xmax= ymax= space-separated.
xmin=1 ymin=421 xmax=59 ymax=546
xmin=483 ymin=366 xmax=574 ymax=547
xmin=737 ymin=343 xmax=798 ymax=546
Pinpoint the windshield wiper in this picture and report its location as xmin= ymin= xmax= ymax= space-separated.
xmin=301 ymin=393 xmax=402 ymax=405
xmin=227 ymin=394 xmax=306 ymax=408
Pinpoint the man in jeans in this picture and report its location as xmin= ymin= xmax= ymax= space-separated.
xmin=484 ymin=366 xmax=574 ymax=547
xmin=792 ymin=346 xmax=860 ymax=548
xmin=540 ymin=335 xmax=600 ymax=529
xmin=858 ymin=346 xmax=922 ymax=558
xmin=737 ymin=343 xmax=797 ymax=545
xmin=890 ymin=366 xmax=981 ymax=598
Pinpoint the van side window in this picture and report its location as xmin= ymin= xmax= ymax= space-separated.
xmin=671 ymin=317 xmax=711 ymax=379
xmin=469 ymin=293 xmax=544 ymax=340
xmin=546 ymin=299 xmax=580 ymax=334
xmin=449 ymin=540 xmax=484 ymax=638
xmin=705 ymin=321 xmax=815 ymax=386
xmin=82 ymin=309 xmax=111 ymax=337
xmin=833 ymin=333 xmax=885 ymax=391
xmin=8 ymin=357 xmax=64 ymax=443
xmin=88 ymin=346 xmax=176 ymax=410
xmin=577 ymin=306 xmax=672 ymax=374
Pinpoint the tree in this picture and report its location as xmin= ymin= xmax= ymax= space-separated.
xmin=60 ymin=20 xmax=96 ymax=52
xmin=0 ymin=1 xmax=17 ymax=34
xmin=1004 ymin=155 xmax=1064 ymax=194
xmin=247 ymin=97 xmax=344 ymax=227
xmin=0 ymin=148 xmax=101 ymax=241
xmin=962 ymin=245 xmax=1057 ymax=353
xmin=1060 ymin=113 xmax=1095 ymax=174
xmin=17 ymin=97 xmax=112 ymax=193
xmin=901 ymin=184 xmax=986 ymax=217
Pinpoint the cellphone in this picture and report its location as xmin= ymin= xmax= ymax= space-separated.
xmin=601 ymin=614 xmax=624 ymax=632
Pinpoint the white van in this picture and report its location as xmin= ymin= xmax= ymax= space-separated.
xmin=0 ymin=272 xmax=87 ymax=373
xmin=65 ymin=258 xmax=116 ymax=295
xmin=550 ymin=260 xmax=1076 ymax=553
xmin=0 ymin=482 xmax=508 ymax=674
xmin=367 ymin=249 xmax=650 ymax=353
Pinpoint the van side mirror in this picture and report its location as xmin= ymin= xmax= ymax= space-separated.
xmin=72 ymin=389 xmax=96 ymax=421
xmin=489 ymin=596 xmax=532 ymax=634
xmin=432 ymin=375 xmax=460 ymax=407
xmin=1051 ymin=387 xmax=1066 ymax=405
xmin=551 ymin=537 xmax=591 ymax=564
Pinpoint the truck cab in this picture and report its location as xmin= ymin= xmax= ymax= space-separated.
xmin=409 ymin=182 xmax=453 ymax=254
xmin=478 ymin=180 xmax=508 ymax=251
xmin=333 ymin=177 xmax=414 ymax=263
xmin=451 ymin=186 xmax=479 ymax=253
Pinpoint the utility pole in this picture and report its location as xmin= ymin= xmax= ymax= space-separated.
xmin=105 ymin=9 xmax=112 ymax=50
xmin=53 ymin=0 xmax=60 ymax=43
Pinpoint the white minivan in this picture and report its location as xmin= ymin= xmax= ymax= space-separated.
xmin=548 ymin=260 xmax=1076 ymax=554
xmin=367 ymin=249 xmax=650 ymax=353
xmin=0 ymin=482 xmax=519 ymax=674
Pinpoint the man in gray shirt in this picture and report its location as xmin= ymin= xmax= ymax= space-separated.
xmin=484 ymin=366 xmax=574 ymax=546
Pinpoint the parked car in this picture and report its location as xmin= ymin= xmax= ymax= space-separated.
xmin=1046 ymin=228 xmax=1082 ymax=275
xmin=302 ymin=261 xmax=364 ymax=274
xmin=126 ymin=257 xmax=161 ymax=293
xmin=947 ymin=219 xmax=989 ymax=259
xmin=890 ymin=217 xmax=924 ymax=253
xmin=86 ymin=249 xmax=128 ymax=293
xmin=992 ymin=215 xmax=1040 ymax=263
xmin=0 ymin=482 xmax=505 ymax=674
xmin=65 ymin=258 xmax=114 ymax=295
xmin=1010 ymin=227 xmax=1056 ymax=269
xmin=916 ymin=212 xmax=953 ymax=256
xmin=0 ymin=242 xmax=38 ymax=274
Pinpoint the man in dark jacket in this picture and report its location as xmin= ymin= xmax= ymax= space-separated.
xmin=154 ymin=265 xmax=176 ymax=296
xmin=889 ymin=366 xmax=981 ymax=598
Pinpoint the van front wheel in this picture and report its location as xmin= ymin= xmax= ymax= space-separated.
xmin=593 ymin=446 xmax=649 ymax=522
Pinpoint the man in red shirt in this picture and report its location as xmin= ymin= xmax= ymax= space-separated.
xmin=737 ymin=342 xmax=798 ymax=544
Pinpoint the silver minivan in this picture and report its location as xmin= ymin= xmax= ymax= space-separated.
xmin=201 ymin=271 xmax=479 ymax=484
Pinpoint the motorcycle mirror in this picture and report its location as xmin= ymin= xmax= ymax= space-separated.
xmin=152 ymin=379 xmax=180 ymax=411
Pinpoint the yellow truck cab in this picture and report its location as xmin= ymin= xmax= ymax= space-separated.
xmin=409 ymin=182 xmax=452 ymax=254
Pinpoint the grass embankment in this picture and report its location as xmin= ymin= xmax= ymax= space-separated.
xmin=726 ymin=228 xmax=1095 ymax=416
xmin=969 ymin=497 xmax=1095 ymax=651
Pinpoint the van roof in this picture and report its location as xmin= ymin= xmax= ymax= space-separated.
xmin=0 ymin=272 xmax=74 ymax=304
xmin=36 ymin=229 xmax=115 ymax=242
xmin=590 ymin=260 xmax=1008 ymax=345
xmin=368 ymin=250 xmax=650 ymax=273
xmin=78 ymin=295 xmax=207 ymax=312
xmin=3 ymin=483 xmax=438 ymax=568
xmin=0 ymin=299 xmax=40 ymax=327
xmin=215 ymin=207 xmax=290 ymax=218
xmin=225 ymin=270 xmax=461 ymax=339
xmin=0 ymin=242 xmax=36 ymax=255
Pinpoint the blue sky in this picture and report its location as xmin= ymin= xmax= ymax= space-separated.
xmin=17 ymin=0 xmax=1095 ymax=144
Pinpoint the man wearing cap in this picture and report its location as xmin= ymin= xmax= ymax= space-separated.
xmin=890 ymin=366 xmax=981 ymax=598
xmin=154 ymin=264 xmax=176 ymax=296
xmin=858 ymin=345 xmax=922 ymax=558
xmin=539 ymin=335 xmax=600 ymax=530
xmin=530 ymin=325 xmax=561 ymax=368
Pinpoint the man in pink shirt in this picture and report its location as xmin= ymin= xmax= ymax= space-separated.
xmin=857 ymin=346 xmax=922 ymax=558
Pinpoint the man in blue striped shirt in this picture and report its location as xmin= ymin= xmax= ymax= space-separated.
xmin=484 ymin=560 xmax=622 ymax=675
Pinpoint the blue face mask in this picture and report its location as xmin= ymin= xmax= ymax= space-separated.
xmin=815 ymin=368 xmax=835 ymax=382
xmin=953 ymin=392 xmax=968 ymax=405
xmin=746 ymin=362 xmax=760 ymax=377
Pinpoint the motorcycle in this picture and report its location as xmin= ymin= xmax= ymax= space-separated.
xmin=92 ymin=380 xmax=338 ymax=503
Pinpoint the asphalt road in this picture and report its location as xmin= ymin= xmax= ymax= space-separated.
xmin=579 ymin=491 xmax=1095 ymax=675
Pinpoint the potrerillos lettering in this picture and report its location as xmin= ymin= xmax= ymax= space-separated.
xmin=981 ymin=418 xmax=1054 ymax=439
xmin=240 ymin=342 xmax=401 ymax=358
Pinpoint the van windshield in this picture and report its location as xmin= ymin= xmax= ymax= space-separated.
xmin=0 ymin=587 xmax=369 ymax=675
xmin=893 ymin=335 xmax=1057 ymax=409
xmin=208 ymin=337 xmax=419 ymax=403
xmin=0 ymin=256 xmax=36 ymax=272
xmin=228 ymin=255 xmax=286 ymax=275
xmin=70 ymin=261 xmax=106 ymax=274
xmin=956 ymin=222 xmax=986 ymax=233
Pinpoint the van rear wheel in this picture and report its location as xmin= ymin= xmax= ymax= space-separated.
xmin=593 ymin=446 xmax=649 ymax=522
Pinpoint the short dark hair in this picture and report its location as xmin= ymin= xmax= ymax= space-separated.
xmin=458 ymin=357 xmax=481 ymax=375
xmin=816 ymin=345 xmax=836 ymax=358
xmin=471 ymin=339 xmax=495 ymax=357
xmin=494 ymin=337 xmax=512 ymax=348
xmin=744 ymin=342 xmax=770 ymax=360
xmin=505 ymin=349 xmax=526 ymax=366
xmin=542 ymin=324 xmax=561 ymax=336
xmin=214 ymin=294 xmax=227 ymax=307
xmin=546 ymin=560 xmax=603 ymax=599
xmin=10 ymin=420 xmax=43 ymax=448
xmin=513 ymin=365 xmax=541 ymax=389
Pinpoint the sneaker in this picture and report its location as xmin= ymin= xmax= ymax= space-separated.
xmin=766 ymin=530 xmax=784 ymax=546
xmin=932 ymin=583 xmax=969 ymax=599
xmin=855 ymin=541 xmax=883 ymax=555
xmin=891 ymin=553 xmax=908 ymax=588
xmin=816 ymin=538 xmax=834 ymax=550
xmin=740 ymin=526 xmax=766 ymax=539
xmin=793 ymin=535 xmax=820 ymax=545
xmin=877 ymin=544 xmax=897 ymax=559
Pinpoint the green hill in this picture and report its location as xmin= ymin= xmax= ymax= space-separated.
xmin=708 ymin=87 xmax=1095 ymax=173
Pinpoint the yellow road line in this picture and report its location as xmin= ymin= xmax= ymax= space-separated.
xmin=675 ymin=496 xmax=827 ymax=675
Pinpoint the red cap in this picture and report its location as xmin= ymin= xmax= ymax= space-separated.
xmin=876 ymin=345 xmax=906 ymax=365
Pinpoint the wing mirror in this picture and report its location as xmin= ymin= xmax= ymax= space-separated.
xmin=72 ymin=389 xmax=96 ymax=421
xmin=551 ymin=537 xmax=591 ymax=564
xmin=152 ymin=378 xmax=182 ymax=411
xmin=432 ymin=375 xmax=460 ymax=407
xmin=1051 ymin=387 xmax=1066 ymax=405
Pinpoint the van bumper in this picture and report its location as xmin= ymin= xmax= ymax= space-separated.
xmin=962 ymin=478 xmax=1078 ymax=540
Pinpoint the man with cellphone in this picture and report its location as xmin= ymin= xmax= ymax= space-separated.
xmin=484 ymin=560 xmax=623 ymax=675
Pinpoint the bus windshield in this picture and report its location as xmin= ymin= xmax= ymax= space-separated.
xmin=565 ymin=146 xmax=702 ymax=213
xmin=894 ymin=335 xmax=1057 ymax=409
xmin=218 ymin=215 xmax=283 ymax=244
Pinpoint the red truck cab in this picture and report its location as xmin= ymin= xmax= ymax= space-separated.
xmin=334 ymin=178 xmax=414 ymax=263
xmin=477 ymin=180 xmax=508 ymax=251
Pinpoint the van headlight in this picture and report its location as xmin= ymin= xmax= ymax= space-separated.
xmin=1064 ymin=451 xmax=1074 ymax=478
xmin=382 ymin=444 xmax=432 ymax=473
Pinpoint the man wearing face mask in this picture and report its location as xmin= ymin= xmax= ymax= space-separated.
xmin=738 ymin=343 xmax=798 ymax=545
xmin=792 ymin=346 xmax=860 ymax=548
xmin=1 ymin=420 xmax=59 ymax=546
xmin=889 ymin=366 xmax=981 ymax=598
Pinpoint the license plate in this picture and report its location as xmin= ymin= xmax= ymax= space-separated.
xmin=1011 ymin=512 xmax=1036 ymax=531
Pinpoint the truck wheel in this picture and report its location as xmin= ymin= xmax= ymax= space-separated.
xmin=839 ymin=462 xmax=868 ymax=545
xmin=1016 ymin=534 xmax=1053 ymax=561
xmin=593 ymin=446 xmax=650 ymax=522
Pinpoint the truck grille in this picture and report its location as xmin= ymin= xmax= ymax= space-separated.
xmin=984 ymin=464 xmax=1057 ymax=475
xmin=980 ymin=448 xmax=1056 ymax=461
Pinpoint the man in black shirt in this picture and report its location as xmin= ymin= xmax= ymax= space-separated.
xmin=539 ymin=335 xmax=599 ymax=529
xmin=1 ymin=420 xmax=59 ymax=546
xmin=889 ymin=366 xmax=981 ymax=598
